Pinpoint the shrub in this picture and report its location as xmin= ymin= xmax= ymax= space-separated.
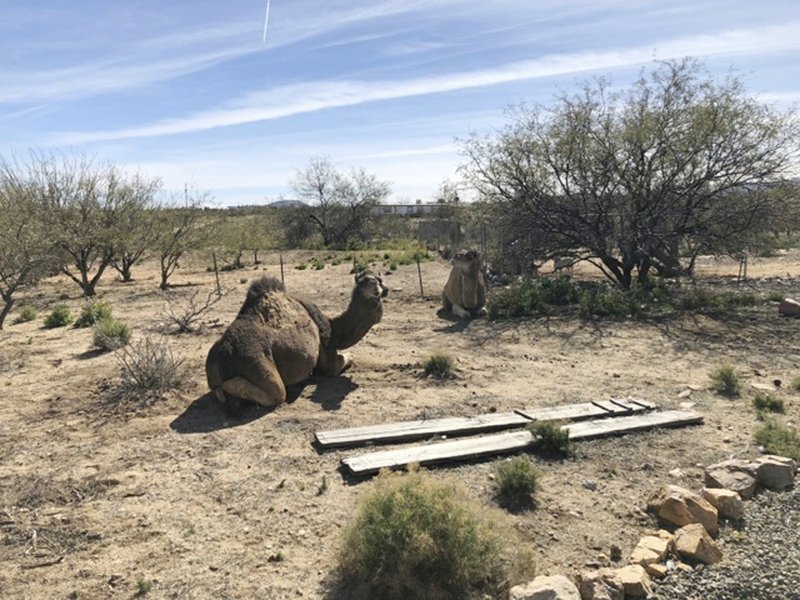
xmin=489 ymin=280 xmax=547 ymax=319
xmin=295 ymin=263 xmax=308 ymax=270
xmin=578 ymin=284 xmax=634 ymax=318
xmin=93 ymin=318 xmax=132 ymax=351
xmin=13 ymin=305 xmax=37 ymax=324
xmin=337 ymin=469 xmax=532 ymax=599
xmin=423 ymin=354 xmax=454 ymax=379
xmin=43 ymin=304 xmax=73 ymax=328
xmin=754 ymin=420 xmax=800 ymax=460
xmin=790 ymin=376 xmax=800 ymax=393
xmin=709 ymin=364 xmax=741 ymax=397
xmin=752 ymin=392 xmax=784 ymax=415
xmin=116 ymin=337 xmax=184 ymax=393
xmin=530 ymin=422 xmax=574 ymax=458
xmin=494 ymin=456 xmax=540 ymax=510
xmin=74 ymin=302 xmax=112 ymax=328
xmin=539 ymin=276 xmax=580 ymax=305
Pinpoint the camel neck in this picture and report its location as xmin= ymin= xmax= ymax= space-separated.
xmin=330 ymin=298 xmax=381 ymax=350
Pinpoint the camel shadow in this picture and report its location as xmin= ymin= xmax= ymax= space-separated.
xmin=433 ymin=307 xmax=473 ymax=333
xmin=169 ymin=392 xmax=273 ymax=434
xmin=307 ymin=375 xmax=359 ymax=411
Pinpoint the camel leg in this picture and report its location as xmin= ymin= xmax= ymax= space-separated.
xmin=442 ymin=293 xmax=452 ymax=311
xmin=316 ymin=344 xmax=351 ymax=376
xmin=471 ymin=306 xmax=488 ymax=317
xmin=222 ymin=375 xmax=285 ymax=407
xmin=452 ymin=303 xmax=471 ymax=319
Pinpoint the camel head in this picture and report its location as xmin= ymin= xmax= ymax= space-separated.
xmin=451 ymin=249 xmax=481 ymax=274
xmin=353 ymin=270 xmax=388 ymax=302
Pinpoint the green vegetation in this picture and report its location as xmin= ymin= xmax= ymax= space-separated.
xmin=43 ymin=304 xmax=73 ymax=328
xmin=709 ymin=364 xmax=742 ymax=397
xmin=74 ymin=302 xmax=112 ymax=328
xmin=93 ymin=318 xmax=132 ymax=351
xmin=423 ymin=354 xmax=455 ymax=379
xmin=337 ymin=468 xmax=532 ymax=599
xmin=135 ymin=578 xmax=152 ymax=597
xmin=530 ymin=422 xmax=574 ymax=458
xmin=752 ymin=392 xmax=784 ymax=415
xmin=754 ymin=420 xmax=800 ymax=460
xmin=494 ymin=456 xmax=540 ymax=510
xmin=790 ymin=376 xmax=800 ymax=393
xmin=13 ymin=305 xmax=37 ymax=324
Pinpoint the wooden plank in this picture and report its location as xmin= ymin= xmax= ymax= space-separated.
xmin=342 ymin=409 xmax=701 ymax=476
xmin=316 ymin=398 xmax=653 ymax=449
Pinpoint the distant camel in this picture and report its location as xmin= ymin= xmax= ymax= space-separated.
xmin=205 ymin=272 xmax=388 ymax=408
xmin=442 ymin=249 xmax=487 ymax=319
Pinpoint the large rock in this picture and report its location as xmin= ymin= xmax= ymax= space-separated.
xmin=674 ymin=523 xmax=723 ymax=565
xmin=510 ymin=574 xmax=581 ymax=600
xmin=576 ymin=569 xmax=624 ymax=600
xmin=629 ymin=535 xmax=670 ymax=567
xmin=752 ymin=455 xmax=796 ymax=490
xmin=646 ymin=485 xmax=718 ymax=536
xmin=702 ymin=487 xmax=745 ymax=520
xmin=704 ymin=460 xmax=757 ymax=499
xmin=612 ymin=565 xmax=652 ymax=598
xmin=779 ymin=298 xmax=800 ymax=317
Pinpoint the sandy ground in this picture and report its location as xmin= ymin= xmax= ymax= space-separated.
xmin=1 ymin=249 xmax=799 ymax=599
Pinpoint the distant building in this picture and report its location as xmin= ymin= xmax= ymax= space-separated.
xmin=266 ymin=199 xmax=308 ymax=209
xmin=371 ymin=199 xmax=441 ymax=217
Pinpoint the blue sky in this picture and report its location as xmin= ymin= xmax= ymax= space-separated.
xmin=2 ymin=1 xmax=799 ymax=206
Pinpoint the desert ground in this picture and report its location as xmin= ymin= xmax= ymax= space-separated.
xmin=1 ymin=249 xmax=799 ymax=599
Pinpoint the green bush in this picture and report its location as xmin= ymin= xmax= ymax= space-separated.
xmin=709 ymin=364 xmax=741 ymax=397
xmin=578 ymin=284 xmax=633 ymax=318
xmin=790 ymin=376 xmax=800 ymax=393
xmin=754 ymin=420 xmax=800 ymax=460
xmin=310 ymin=257 xmax=326 ymax=270
xmin=494 ymin=456 xmax=540 ymax=510
xmin=423 ymin=354 xmax=454 ymax=379
xmin=74 ymin=302 xmax=112 ymax=328
xmin=539 ymin=276 xmax=580 ymax=305
xmin=489 ymin=280 xmax=548 ymax=319
xmin=337 ymin=469 xmax=532 ymax=600
xmin=13 ymin=305 xmax=37 ymax=324
xmin=530 ymin=422 xmax=574 ymax=458
xmin=93 ymin=318 xmax=132 ymax=351
xmin=752 ymin=392 xmax=784 ymax=415
xmin=44 ymin=304 xmax=73 ymax=328
xmin=295 ymin=263 xmax=308 ymax=270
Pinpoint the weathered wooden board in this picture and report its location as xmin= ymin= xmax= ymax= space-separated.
xmin=341 ymin=409 xmax=702 ymax=476
xmin=315 ymin=398 xmax=655 ymax=449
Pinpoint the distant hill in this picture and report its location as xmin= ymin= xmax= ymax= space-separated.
xmin=266 ymin=199 xmax=308 ymax=209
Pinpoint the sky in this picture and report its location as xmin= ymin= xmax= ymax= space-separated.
xmin=1 ymin=1 xmax=799 ymax=207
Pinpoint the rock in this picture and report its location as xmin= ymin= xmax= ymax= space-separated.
xmin=629 ymin=535 xmax=670 ymax=566
xmin=612 ymin=565 xmax=652 ymax=597
xmin=702 ymin=487 xmax=745 ymax=520
xmin=510 ymin=574 xmax=580 ymax=600
xmin=674 ymin=523 xmax=723 ymax=564
xmin=779 ymin=298 xmax=800 ymax=317
xmin=704 ymin=460 xmax=757 ymax=499
xmin=645 ymin=563 xmax=668 ymax=578
xmin=646 ymin=484 xmax=719 ymax=535
xmin=752 ymin=455 xmax=796 ymax=490
xmin=677 ymin=389 xmax=692 ymax=398
xmin=576 ymin=569 xmax=624 ymax=600
xmin=751 ymin=382 xmax=777 ymax=392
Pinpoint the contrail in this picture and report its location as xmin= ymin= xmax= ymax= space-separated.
xmin=262 ymin=0 xmax=271 ymax=44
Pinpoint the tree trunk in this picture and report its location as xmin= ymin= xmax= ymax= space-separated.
xmin=0 ymin=296 xmax=13 ymax=330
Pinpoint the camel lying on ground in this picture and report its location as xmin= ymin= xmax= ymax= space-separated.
xmin=205 ymin=271 xmax=387 ymax=408
xmin=442 ymin=248 xmax=487 ymax=319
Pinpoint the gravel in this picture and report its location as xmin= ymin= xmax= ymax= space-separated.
xmin=651 ymin=486 xmax=800 ymax=600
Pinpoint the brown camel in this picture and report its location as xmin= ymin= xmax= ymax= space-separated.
xmin=442 ymin=248 xmax=487 ymax=318
xmin=205 ymin=271 xmax=387 ymax=409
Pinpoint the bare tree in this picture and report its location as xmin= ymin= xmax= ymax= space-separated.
xmin=462 ymin=59 xmax=799 ymax=288
xmin=0 ymin=170 xmax=55 ymax=329
xmin=291 ymin=156 xmax=390 ymax=248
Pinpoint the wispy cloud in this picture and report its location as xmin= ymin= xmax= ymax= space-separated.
xmin=56 ymin=22 xmax=800 ymax=144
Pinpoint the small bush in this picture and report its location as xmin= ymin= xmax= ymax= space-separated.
xmin=93 ymin=318 xmax=132 ymax=351
xmin=489 ymin=280 xmax=548 ymax=319
xmin=530 ymin=422 xmax=574 ymax=458
xmin=310 ymin=257 xmax=326 ymax=270
xmin=74 ymin=302 xmax=113 ymax=328
xmin=539 ymin=276 xmax=580 ymax=305
xmin=578 ymin=284 xmax=633 ymax=318
xmin=754 ymin=420 xmax=800 ymax=460
xmin=44 ymin=304 xmax=73 ymax=328
xmin=494 ymin=456 xmax=540 ymax=510
xmin=295 ymin=263 xmax=308 ymax=270
xmin=135 ymin=577 xmax=152 ymax=597
xmin=790 ymin=376 xmax=800 ymax=393
xmin=766 ymin=291 xmax=785 ymax=302
xmin=709 ymin=364 xmax=741 ymax=397
xmin=13 ymin=305 xmax=37 ymax=324
xmin=423 ymin=354 xmax=454 ymax=379
xmin=116 ymin=337 xmax=184 ymax=393
xmin=752 ymin=392 xmax=784 ymax=414
xmin=389 ymin=262 xmax=398 ymax=271
xmin=337 ymin=469 xmax=532 ymax=599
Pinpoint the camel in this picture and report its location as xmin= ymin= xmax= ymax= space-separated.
xmin=442 ymin=248 xmax=487 ymax=319
xmin=205 ymin=271 xmax=388 ymax=408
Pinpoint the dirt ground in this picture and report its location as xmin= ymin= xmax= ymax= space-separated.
xmin=1 ymin=249 xmax=799 ymax=599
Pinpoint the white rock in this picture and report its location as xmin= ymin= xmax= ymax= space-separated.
xmin=510 ymin=574 xmax=580 ymax=600
xmin=753 ymin=455 xmax=797 ymax=490
xmin=702 ymin=487 xmax=745 ymax=520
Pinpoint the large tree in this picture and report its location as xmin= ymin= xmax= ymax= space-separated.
xmin=110 ymin=175 xmax=162 ymax=282
xmin=291 ymin=156 xmax=390 ymax=248
xmin=462 ymin=59 xmax=799 ymax=288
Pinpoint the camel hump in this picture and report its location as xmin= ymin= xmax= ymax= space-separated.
xmin=242 ymin=277 xmax=284 ymax=309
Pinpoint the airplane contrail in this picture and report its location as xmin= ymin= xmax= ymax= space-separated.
xmin=262 ymin=0 xmax=271 ymax=44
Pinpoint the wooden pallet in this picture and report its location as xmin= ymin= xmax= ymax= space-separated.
xmin=315 ymin=398 xmax=655 ymax=449
xmin=341 ymin=409 xmax=702 ymax=476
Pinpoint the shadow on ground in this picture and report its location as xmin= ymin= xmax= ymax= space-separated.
xmin=169 ymin=392 xmax=272 ymax=433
